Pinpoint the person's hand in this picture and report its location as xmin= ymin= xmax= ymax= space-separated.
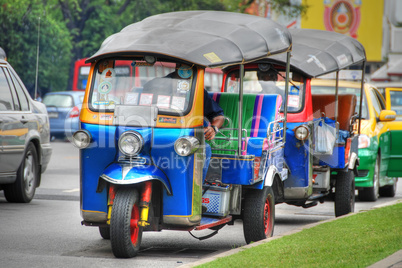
xmin=204 ymin=126 xmax=216 ymax=141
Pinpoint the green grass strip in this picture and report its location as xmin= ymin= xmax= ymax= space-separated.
xmin=197 ymin=202 xmax=402 ymax=268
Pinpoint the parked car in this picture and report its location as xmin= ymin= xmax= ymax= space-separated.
xmin=0 ymin=59 xmax=52 ymax=202
xmin=310 ymin=78 xmax=400 ymax=201
xmin=42 ymin=91 xmax=84 ymax=139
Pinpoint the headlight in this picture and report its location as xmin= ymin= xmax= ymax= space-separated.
xmin=358 ymin=134 xmax=370 ymax=149
xmin=72 ymin=130 xmax=91 ymax=149
xmin=118 ymin=131 xmax=144 ymax=156
xmin=174 ymin=136 xmax=200 ymax=156
xmin=294 ymin=125 xmax=310 ymax=141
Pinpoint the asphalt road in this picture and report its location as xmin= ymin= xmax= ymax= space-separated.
xmin=0 ymin=140 xmax=400 ymax=267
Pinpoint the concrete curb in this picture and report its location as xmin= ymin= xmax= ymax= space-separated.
xmin=179 ymin=199 xmax=401 ymax=268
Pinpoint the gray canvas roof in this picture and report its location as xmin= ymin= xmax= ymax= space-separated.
xmin=269 ymin=29 xmax=366 ymax=78
xmin=86 ymin=11 xmax=292 ymax=68
xmin=0 ymin=47 xmax=6 ymax=60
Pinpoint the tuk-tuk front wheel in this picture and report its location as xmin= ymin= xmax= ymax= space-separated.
xmin=110 ymin=188 xmax=142 ymax=258
xmin=243 ymin=186 xmax=275 ymax=244
xmin=335 ymin=170 xmax=355 ymax=217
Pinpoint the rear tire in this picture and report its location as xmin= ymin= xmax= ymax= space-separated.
xmin=110 ymin=188 xmax=142 ymax=258
xmin=335 ymin=170 xmax=355 ymax=217
xmin=4 ymin=143 xmax=39 ymax=203
xmin=379 ymin=179 xmax=397 ymax=197
xmin=243 ymin=187 xmax=275 ymax=244
xmin=359 ymin=156 xmax=379 ymax=201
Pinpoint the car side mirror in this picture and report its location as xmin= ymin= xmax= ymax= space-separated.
xmin=379 ymin=110 xmax=396 ymax=121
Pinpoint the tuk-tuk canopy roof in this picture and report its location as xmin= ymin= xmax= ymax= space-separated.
xmin=269 ymin=29 xmax=366 ymax=78
xmin=86 ymin=11 xmax=292 ymax=68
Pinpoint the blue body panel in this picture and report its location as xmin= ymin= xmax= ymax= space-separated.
xmin=220 ymin=157 xmax=254 ymax=185
xmin=80 ymin=123 xmax=201 ymax=220
xmin=151 ymin=128 xmax=199 ymax=218
xmin=283 ymin=122 xmax=311 ymax=188
xmin=81 ymin=123 xmax=117 ymax=214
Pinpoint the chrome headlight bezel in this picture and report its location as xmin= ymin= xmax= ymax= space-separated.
xmin=294 ymin=125 xmax=310 ymax=141
xmin=72 ymin=130 xmax=92 ymax=149
xmin=174 ymin=136 xmax=200 ymax=156
xmin=118 ymin=131 xmax=144 ymax=157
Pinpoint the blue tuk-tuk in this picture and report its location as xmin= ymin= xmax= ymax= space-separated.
xmin=72 ymin=11 xmax=292 ymax=258
xmin=220 ymin=29 xmax=366 ymax=217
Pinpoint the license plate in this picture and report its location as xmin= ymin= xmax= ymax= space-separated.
xmin=48 ymin=112 xmax=59 ymax=118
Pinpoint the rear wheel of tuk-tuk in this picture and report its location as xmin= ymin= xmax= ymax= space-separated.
xmin=334 ymin=170 xmax=355 ymax=217
xmin=110 ymin=188 xmax=142 ymax=258
xmin=243 ymin=186 xmax=275 ymax=244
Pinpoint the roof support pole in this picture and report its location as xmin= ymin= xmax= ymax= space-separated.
xmin=283 ymin=51 xmax=291 ymax=144
xmin=238 ymin=64 xmax=244 ymax=155
xmin=358 ymin=61 xmax=366 ymax=134
xmin=335 ymin=71 xmax=339 ymax=123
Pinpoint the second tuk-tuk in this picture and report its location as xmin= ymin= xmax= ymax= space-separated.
xmin=72 ymin=11 xmax=293 ymax=258
xmin=220 ymin=29 xmax=366 ymax=217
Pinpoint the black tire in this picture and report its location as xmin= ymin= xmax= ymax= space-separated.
xmin=243 ymin=186 xmax=275 ymax=244
xmin=359 ymin=156 xmax=379 ymax=201
xmin=335 ymin=170 xmax=355 ymax=217
xmin=99 ymin=226 xmax=110 ymax=239
xmin=379 ymin=179 xmax=397 ymax=197
xmin=110 ymin=188 xmax=142 ymax=258
xmin=4 ymin=143 xmax=39 ymax=203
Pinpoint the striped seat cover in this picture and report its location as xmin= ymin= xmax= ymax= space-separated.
xmin=208 ymin=92 xmax=282 ymax=155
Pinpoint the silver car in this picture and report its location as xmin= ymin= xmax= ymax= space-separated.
xmin=0 ymin=59 xmax=52 ymax=203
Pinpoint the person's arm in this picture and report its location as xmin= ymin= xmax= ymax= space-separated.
xmin=204 ymin=115 xmax=224 ymax=141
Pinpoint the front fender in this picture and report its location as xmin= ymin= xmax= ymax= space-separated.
xmin=100 ymin=163 xmax=172 ymax=195
xmin=264 ymin=165 xmax=281 ymax=187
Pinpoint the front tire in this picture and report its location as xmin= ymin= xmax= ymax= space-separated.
xmin=243 ymin=186 xmax=275 ymax=244
xmin=110 ymin=188 xmax=142 ymax=258
xmin=359 ymin=156 xmax=380 ymax=201
xmin=335 ymin=170 xmax=355 ymax=217
xmin=4 ymin=143 xmax=39 ymax=203
xmin=99 ymin=226 xmax=110 ymax=239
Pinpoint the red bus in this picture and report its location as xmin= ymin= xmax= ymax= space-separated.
xmin=72 ymin=58 xmax=223 ymax=92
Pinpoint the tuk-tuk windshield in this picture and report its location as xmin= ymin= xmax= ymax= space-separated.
xmin=89 ymin=59 xmax=195 ymax=115
xmin=311 ymin=85 xmax=369 ymax=119
xmin=225 ymin=69 xmax=305 ymax=113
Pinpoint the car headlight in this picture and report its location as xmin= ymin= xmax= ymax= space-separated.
xmin=294 ymin=125 xmax=310 ymax=141
xmin=358 ymin=134 xmax=370 ymax=149
xmin=174 ymin=136 xmax=200 ymax=156
xmin=118 ymin=131 xmax=144 ymax=156
xmin=72 ymin=130 xmax=91 ymax=149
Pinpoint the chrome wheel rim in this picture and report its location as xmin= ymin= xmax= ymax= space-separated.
xmin=24 ymin=152 xmax=35 ymax=195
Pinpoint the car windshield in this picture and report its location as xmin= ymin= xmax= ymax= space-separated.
xmin=311 ymin=85 xmax=368 ymax=119
xmin=43 ymin=94 xmax=74 ymax=108
xmin=225 ymin=69 xmax=305 ymax=113
xmin=89 ymin=59 xmax=195 ymax=115
xmin=389 ymin=90 xmax=402 ymax=116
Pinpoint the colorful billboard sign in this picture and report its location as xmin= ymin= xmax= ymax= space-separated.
xmin=301 ymin=0 xmax=384 ymax=61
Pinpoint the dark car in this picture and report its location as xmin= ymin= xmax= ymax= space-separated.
xmin=0 ymin=59 xmax=52 ymax=202
xmin=42 ymin=91 xmax=84 ymax=139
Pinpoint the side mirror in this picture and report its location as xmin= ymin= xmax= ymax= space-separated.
xmin=379 ymin=110 xmax=396 ymax=121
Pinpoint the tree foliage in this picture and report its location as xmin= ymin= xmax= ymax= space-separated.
xmin=0 ymin=0 xmax=71 ymax=96
xmin=1 ymin=0 xmax=307 ymax=94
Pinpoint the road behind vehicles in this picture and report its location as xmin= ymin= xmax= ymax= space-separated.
xmin=310 ymin=78 xmax=400 ymax=201
xmin=239 ymin=29 xmax=366 ymax=217
xmin=0 ymin=59 xmax=52 ymax=203
xmin=43 ymin=91 xmax=84 ymax=139
xmin=73 ymin=11 xmax=293 ymax=258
